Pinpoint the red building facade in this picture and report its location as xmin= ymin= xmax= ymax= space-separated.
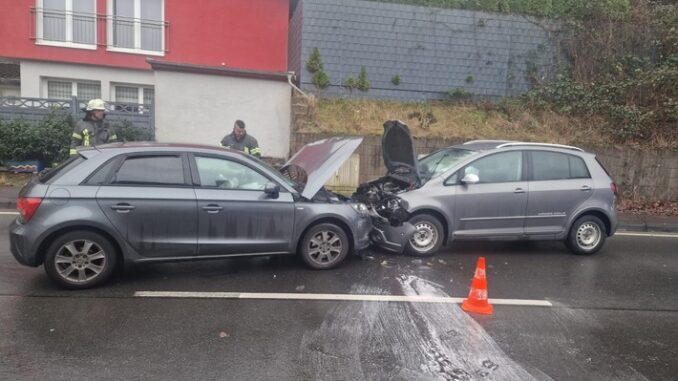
xmin=0 ymin=0 xmax=289 ymax=72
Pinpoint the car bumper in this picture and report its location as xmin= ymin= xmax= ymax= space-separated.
xmin=370 ymin=216 xmax=416 ymax=253
xmin=9 ymin=219 xmax=40 ymax=267
xmin=353 ymin=215 xmax=372 ymax=252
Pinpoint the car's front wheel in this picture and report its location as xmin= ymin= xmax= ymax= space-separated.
xmin=566 ymin=215 xmax=607 ymax=255
xmin=405 ymin=214 xmax=444 ymax=256
xmin=300 ymin=223 xmax=350 ymax=269
xmin=44 ymin=231 xmax=118 ymax=289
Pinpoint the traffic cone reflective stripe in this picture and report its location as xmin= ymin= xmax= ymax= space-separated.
xmin=461 ymin=256 xmax=494 ymax=315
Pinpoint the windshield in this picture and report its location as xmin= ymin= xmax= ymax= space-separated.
xmin=419 ymin=148 xmax=477 ymax=181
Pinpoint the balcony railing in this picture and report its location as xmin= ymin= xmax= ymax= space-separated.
xmin=30 ymin=7 xmax=169 ymax=53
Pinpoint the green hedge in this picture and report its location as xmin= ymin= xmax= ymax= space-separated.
xmin=0 ymin=113 xmax=73 ymax=165
xmin=0 ymin=114 xmax=155 ymax=166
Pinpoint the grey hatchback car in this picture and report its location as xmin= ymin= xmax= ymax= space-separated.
xmin=10 ymin=141 xmax=378 ymax=289
xmin=356 ymin=121 xmax=618 ymax=257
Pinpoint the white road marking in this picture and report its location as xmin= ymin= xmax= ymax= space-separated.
xmin=617 ymin=232 xmax=678 ymax=238
xmin=133 ymin=291 xmax=553 ymax=306
xmin=0 ymin=211 xmax=19 ymax=215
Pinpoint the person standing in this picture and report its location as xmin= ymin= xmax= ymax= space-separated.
xmin=220 ymin=119 xmax=261 ymax=157
xmin=70 ymin=99 xmax=118 ymax=156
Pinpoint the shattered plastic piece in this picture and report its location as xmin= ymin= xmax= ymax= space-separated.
xmin=219 ymin=331 xmax=230 ymax=338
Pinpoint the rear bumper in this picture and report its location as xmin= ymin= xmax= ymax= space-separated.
xmin=9 ymin=220 xmax=40 ymax=267
xmin=370 ymin=216 xmax=416 ymax=253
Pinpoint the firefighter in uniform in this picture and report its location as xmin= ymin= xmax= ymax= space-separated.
xmin=70 ymin=99 xmax=118 ymax=156
xmin=220 ymin=119 xmax=261 ymax=158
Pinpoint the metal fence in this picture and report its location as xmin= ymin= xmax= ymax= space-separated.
xmin=0 ymin=96 xmax=154 ymax=132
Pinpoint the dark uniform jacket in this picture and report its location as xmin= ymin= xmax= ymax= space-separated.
xmin=220 ymin=132 xmax=261 ymax=157
xmin=70 ymin=118 xmax=118 ymax=156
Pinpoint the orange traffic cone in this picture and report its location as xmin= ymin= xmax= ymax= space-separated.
xmin=461 ymin=257 xmax=493 ymax=315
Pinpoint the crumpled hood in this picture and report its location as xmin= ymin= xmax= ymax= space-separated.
xmin=382 ymin=120 xmax=420 ymax=186
xmin=284 ymin=137 xmax=363 ymax=199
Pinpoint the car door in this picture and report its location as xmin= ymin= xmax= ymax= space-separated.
xmin=452 ymin=151 xmax=528 ymax=238
xmin=191 ymin=154 xmax=295 ymax=256
xmin=96 ymin=153 xmax=198 ymax=258
xmin=525 ymin=150 xmax=594 ymax=236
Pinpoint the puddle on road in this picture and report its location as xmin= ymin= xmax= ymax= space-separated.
xmin=298 ymin=275 xmax=551 ymax=380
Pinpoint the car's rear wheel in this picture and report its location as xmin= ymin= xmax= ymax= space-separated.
xmin=300 ymin=223 xmax=350 ymax=269
xmin=405 ymin=214 xmax=444 ymax=256
xmin=566 ymin=215 xmax=606 ymax=255
xmin=44 ymin=231 xmax=118 ymax=289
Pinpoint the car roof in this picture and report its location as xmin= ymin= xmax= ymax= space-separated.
xmin=452 ymin=140 xmax=587 ymax=153
xmin=78 ymin=142 xmax=246 ymax=157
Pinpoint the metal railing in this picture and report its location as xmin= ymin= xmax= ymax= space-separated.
xmin=0 ymin=96 xmax=154 ymax=131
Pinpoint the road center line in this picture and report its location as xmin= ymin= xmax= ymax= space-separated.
xmin=134 ymin=291 xmax=553 ymax=307
xmin=616 ymin=232 xmax=678 ymax=238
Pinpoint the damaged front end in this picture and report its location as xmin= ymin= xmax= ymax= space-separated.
xmin=352 ymin=120 xmax=421 ymax=253
xmin=353 ymin=178 xmax=416 ymax=253
xmin=282 ymin=122 xmax=422 ymax=254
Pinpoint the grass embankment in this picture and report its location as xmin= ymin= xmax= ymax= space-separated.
xmin=298 ymin=98 xmax=619 ymax=147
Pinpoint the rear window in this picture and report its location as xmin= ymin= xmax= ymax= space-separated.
xmin=39 ymin=155 xmax=85 ymax=184
xmin=112 ymin=156 xmax=185 ymax=186
xmin=595 ymin=157 xmax=613 ymax=177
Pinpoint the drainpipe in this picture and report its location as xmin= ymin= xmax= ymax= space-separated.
xmin=287 ymin=71 xmax=308 ymax=98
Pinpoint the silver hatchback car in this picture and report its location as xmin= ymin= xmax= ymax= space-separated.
xmin=356 ymin=121 xmax=619 ymax=256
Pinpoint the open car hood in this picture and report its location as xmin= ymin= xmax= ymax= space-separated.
xmin=283 ymin=137 xmax=363 ymax=199
xmin=382 ymin=120 xmax=420 ymax=186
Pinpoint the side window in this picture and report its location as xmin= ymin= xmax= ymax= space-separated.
xmin=112 ymin=156 xmax=185 ymax=185
xmin=443 ymin=172 xmax=458 ymax=186
xmin=85 ymin=158 xmax=120 ymax=185
xmin=569 ymin=156 xmax=591 ymax=179
xmin=463 ymin=152 xmax=522 ymax=183
xmin=195 ymin=156 xmax=269 ymax=191
xmin=531 ymin=151 xmax=591 ymax=181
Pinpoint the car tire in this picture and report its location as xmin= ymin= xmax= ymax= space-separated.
xmin=44 ymin=231 xmax=118 ymax=289
xmin=405 ymin=214 xmax=444 ymax=257
xmin=566 ymin=215 xmax=607 ymax=255
xmin=300 ymin=223 xmax=350 ymax=270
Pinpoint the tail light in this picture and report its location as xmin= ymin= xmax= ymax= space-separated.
xmin=16 ymin=197 xmax=42 ymax=222
xmin=610 ymin=183 xmax=618 ymax=197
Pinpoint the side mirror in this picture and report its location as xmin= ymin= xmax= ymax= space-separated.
xmin=264 ymin=182 xmax=280 ymax=199
xmin=461 ymin=173 xmax=479 ymax=185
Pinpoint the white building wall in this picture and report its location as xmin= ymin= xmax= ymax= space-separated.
xmin=154 ymin=70 xmax=292 ymax=159
xmin=20 ymin=61 xmax=154 ymax=100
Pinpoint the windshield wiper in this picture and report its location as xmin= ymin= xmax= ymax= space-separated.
xmin=424 ymin=152 xmax=450 ymax=181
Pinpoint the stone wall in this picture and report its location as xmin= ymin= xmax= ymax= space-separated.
xmin=291 ymin=132 xmax=678 ymax=201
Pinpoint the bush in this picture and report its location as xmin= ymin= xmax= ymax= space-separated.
xmin=0 ymin=112 xmax=73 ymax=165
xmin=306 ymin=48 xmax=331 ymax=89
xmin=112 ymin=120 xmax=155 ymax=142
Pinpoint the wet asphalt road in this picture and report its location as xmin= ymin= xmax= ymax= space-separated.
xmin=0 ymin=213 xmax=676 ymax=380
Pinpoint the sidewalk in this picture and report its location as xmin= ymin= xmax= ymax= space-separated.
xmin=1 ymin=184 xmax=677 ymax=233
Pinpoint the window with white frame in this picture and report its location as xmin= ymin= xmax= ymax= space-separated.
xmin=37 ymin=0 xmax=96 ymax=47
xmin=46 ymin=78 xmax=101 ymax=100
xmin=113 ymin=84 xmax=154 ymax=105
xmin=109 ymin=0 xmax=164 ymax=53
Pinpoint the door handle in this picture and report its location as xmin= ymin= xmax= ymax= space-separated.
xmin=202 ymin=204 xmax=223 ymax=214
xmin=580 ymin=185 xmax=592 ymax=191
xmin=513 ymin=188 xmax=526 ymax=194
xmin=111 ymin=203 xmax=136 ymax=213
